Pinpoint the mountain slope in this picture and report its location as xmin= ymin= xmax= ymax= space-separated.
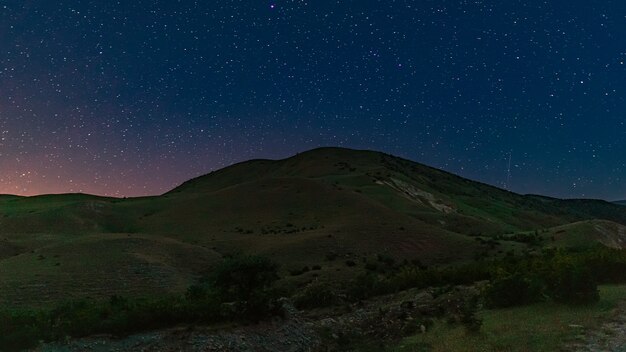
xmin=166 ymin=147 xmax=625 ymax=236
xmin=1 ymin=147 xmax=625 ymax=305
xmin=543 ymin=220 xmax=626 ymax=249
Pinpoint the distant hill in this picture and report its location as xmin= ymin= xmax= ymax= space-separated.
xmin=1 ymin=147 xmax=626 ymax=306
xmin=614 ymin=200 xmax=626 ymax=206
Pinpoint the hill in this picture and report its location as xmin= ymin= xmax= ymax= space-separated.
xmin=1 ymin=147 xmax=625 ymax=306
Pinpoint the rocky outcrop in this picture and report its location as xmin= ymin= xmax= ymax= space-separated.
xmin=35 ymin=286 xmax=482 ymax=352
xmin=36 ymin=300 xmax=320 ymax=352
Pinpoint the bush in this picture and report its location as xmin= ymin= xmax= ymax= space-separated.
xmin=347 ymin=274 xmax=382 ymax=300
xmin=290 ymin=266 xmax=311 ymax=276
xmin=210 ymin=255 xmax=279 ymax=301
xmin=377 ymin=253 xmax=396 ymax=266
xmin=0 ymin=309 xmax=47 ymax=351
xmin=294 ymin=282 xmax=338 ymax=309
xmin=209 ymin=255 xmax=281 ymax=319
xmin=364 ymin=261 xmax=378 ymax=271
xmin=485 ymin=273 xmax=543 ymax=308
xmin=549 ymin=263 xmax=599 ymax=305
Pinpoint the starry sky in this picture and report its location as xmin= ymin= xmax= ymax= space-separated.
xmin=1 ymin=1 xmax=626 ymax=199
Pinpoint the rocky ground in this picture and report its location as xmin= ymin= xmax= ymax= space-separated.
xmin=36 ymin=284 xmax=626 ymax=352
xmin=37 ymin=322 xmax=318 ymax=352
xmin=35 ymin=301 xmax=319 ymax=352
xmin=569 ymin=301 xmax=626 ymax=352
xmin=34 ymin=286 xmax=481 ymax=352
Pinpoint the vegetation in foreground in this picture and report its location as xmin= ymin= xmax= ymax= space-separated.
xmin=391 ymin=285 xmax=626 ymax=352
xmin=4 ymin=246 xmax=626 ymax=351
xmin=0 ymin=256 xmax=282 ymax=352
xmin=305 ymin=246 xmax=626 ymax=351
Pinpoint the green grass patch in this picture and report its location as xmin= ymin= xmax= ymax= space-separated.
xmin=392 ymin=285 xmax=626 ymax=352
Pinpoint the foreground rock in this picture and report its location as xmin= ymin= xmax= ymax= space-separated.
xmin=569 ymin=300 xmax=626 ymax=352
xmin=34 ymin=286 xmax=482 ymax=352
xmin=35 ymin=301 xmax=320 ymax=352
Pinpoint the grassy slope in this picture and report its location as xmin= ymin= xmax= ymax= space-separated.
xmin=0 ymin=233 xmax=221 ymax=306
xmin=542 ymin=220 xmax=626 ymax=249
xmin=1 ymin=147 xmax=626 ymax=305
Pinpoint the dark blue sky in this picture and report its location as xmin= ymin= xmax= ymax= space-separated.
xmin=1 ymin=0 xmax=625 ymax=199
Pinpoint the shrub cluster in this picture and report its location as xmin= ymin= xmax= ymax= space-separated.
xmin=293 ymin=282 xmax=338 ymax=309
xmin=5 ymin=247 xmax=626 ymax=350
xmin=484 ymin=273 xmax=543 ymax=307
xmin=484 ymin=250 xmax=607 ymax=307
xmin=344 ymin=247 xmax=626 ymax=308
xmin=0 ymin=255 xmax=281 ymax=352
xmin=346 ymin=261 xmax=493 ymax=301
xmin=0 ymin=294 xmax=224 ymax=351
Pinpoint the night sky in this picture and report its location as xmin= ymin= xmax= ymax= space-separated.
xmin=1 ymin=1 xmax=626 ymax=199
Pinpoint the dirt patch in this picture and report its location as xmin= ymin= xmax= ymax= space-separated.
xmin=593 ymin=222 xmax=626 ymax=249
xmin=569 ymin=300 xmax=626 ymax=351
xmin=379 ymin=178 xmax=455 ymax=214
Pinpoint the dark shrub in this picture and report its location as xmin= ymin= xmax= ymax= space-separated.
xmin=0 ymin=309 xmax=47 ymax=351
xmin=290 ymin=266 xmax=310 ymax=276
xmin=210 ymin=255 xmax=279 ymax=301
xmin=364 ymin=261 xmax=378 ymax=271
xmin=209 ymin=255 xmax=280 ymax=319
xmin=485 ymin=273 xmax=543 ymax=308
xmin=290 ymin=269 xmax=302 ymax=276
xmin=549 ymin=264 xmax=599 ymax=305
xmin=347 ymin=274 xmax=381 ymax=300
xmin=294 ymin=282 xmax=338 ymax=309
xmin=377 ymin=253 xmax=395 ymax=266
